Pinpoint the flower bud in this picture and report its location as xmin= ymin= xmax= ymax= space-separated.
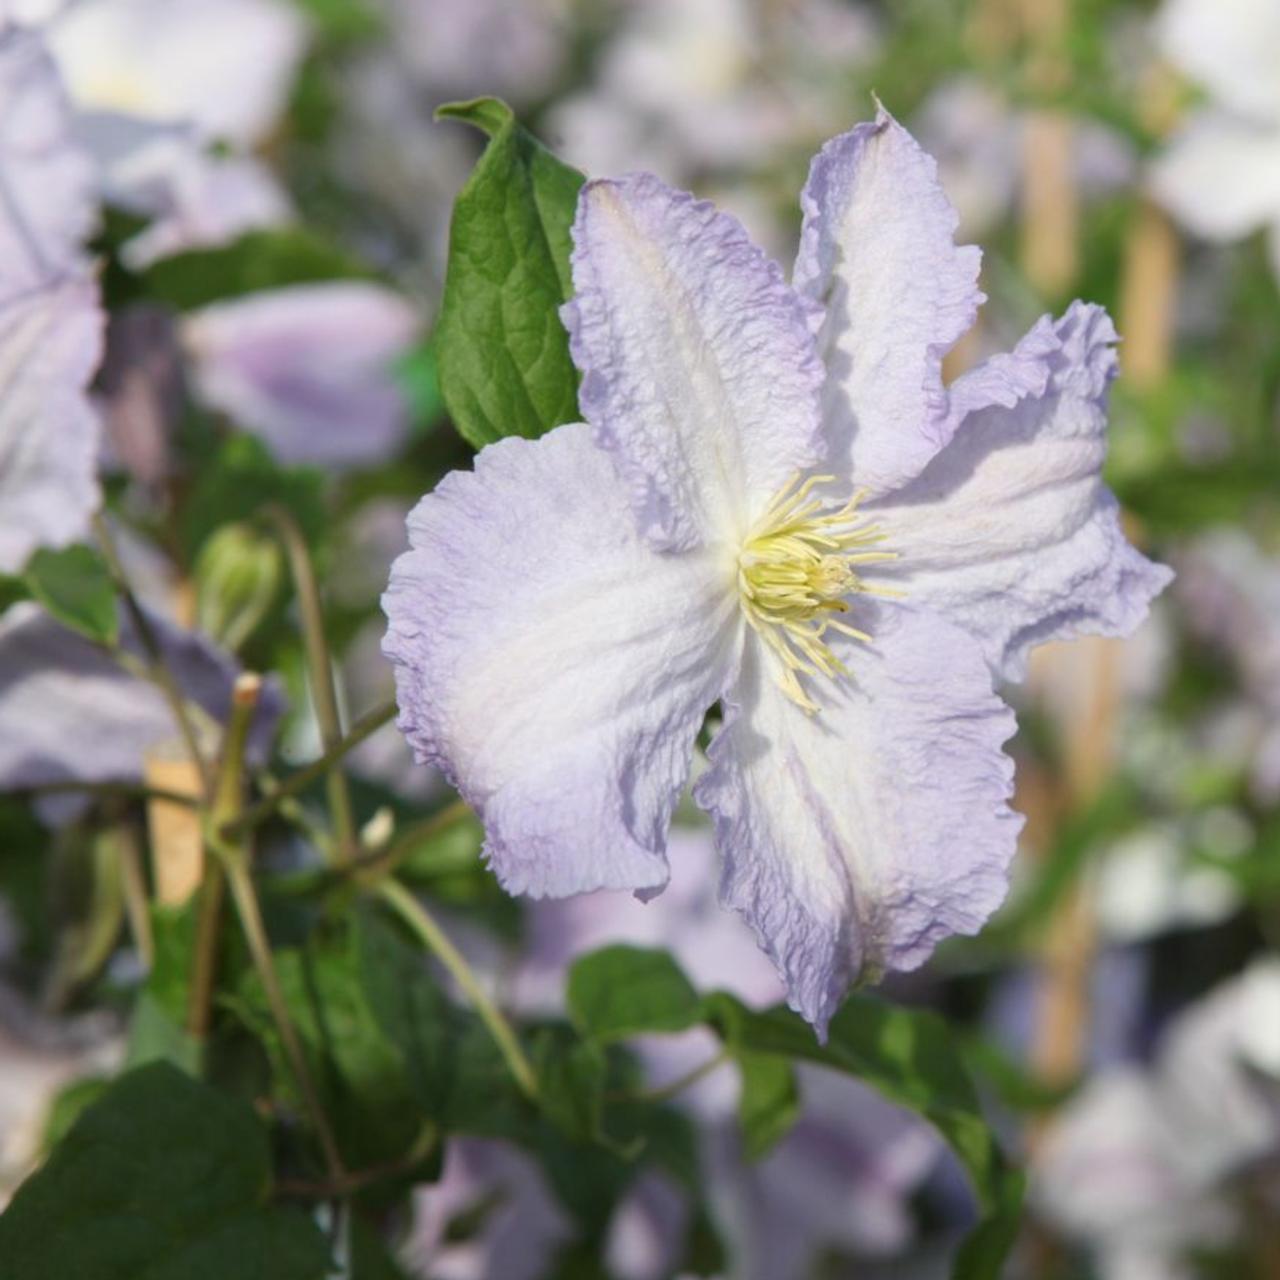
xmin=194 ymin=522 xmax=283 ymax=652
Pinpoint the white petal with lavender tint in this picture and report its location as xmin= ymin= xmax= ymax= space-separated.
xmin=47 ymin=0 xmax=308 ymax=147
xmin=0 ymin=29 xmax=96 ymax=285
xmin=563 ymin=173 xmax=826 ymax=551
xmin=1156 ymin=0 xmax=1280 ymax=123
xmin=383 ymin=424 xmax=742 ymax=900
xmin=0 ymin=602 xmax=283 ymax=792
xmin=695 ymin=606 xmax=1020 ymax=1033
xmin=0 ymin=277 xmax=102 ymax=572
xmin=183 ymin=282 xmax=418 ymax=467
xmin=793 ymin=106 xmax=983 ymax=495
xmin=868 ymin=303 xmax=1172 ymax=682
xmin=1150 ymin=113 xmax=1280 ymax=242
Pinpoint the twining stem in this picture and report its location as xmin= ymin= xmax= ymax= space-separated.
xmin=612 ymin=1049 xmax=731 ymax=1105
xmin=93 ymin=513 xmax=213 ymax=799
xmin=116 ymin=822 xmax=155 ymax=970
xmin=264 ymin=505 xmax=356 ymax=864
xmin=210 ymin=675 xmax=346 ymax=1179
xmin=220 ymin=699 xmax=397 ymax=841
xmin=186 ymin=863 xmax=224 ymax=1038
xmin=377 ymin=877 xmax=538 ymax=1101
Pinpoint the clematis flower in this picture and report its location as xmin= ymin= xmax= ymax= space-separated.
xmin=0 ymin=27 xmax=102 ymax=573
xmin=1148 ymin=0 xmax=1280 ymax=275
xmin=383 ymin=109 xmax=1171 ymax=1033
xmin=181 ymin=282 xmax=420 ymax=469
xmin=1034 ymin=958 xmax=1280 ymax=1278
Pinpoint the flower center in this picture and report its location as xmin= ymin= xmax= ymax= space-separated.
xmin=737 ymin=474 xmax=896 ymax=713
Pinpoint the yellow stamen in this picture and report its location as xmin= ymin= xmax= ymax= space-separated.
xmin=737 ymin=474 xmax=898 ymax=713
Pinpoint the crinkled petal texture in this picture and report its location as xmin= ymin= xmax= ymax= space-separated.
xmin=0 ymin=602 xmax=284 ymax=793
xmin=865 ymin=302 xmax=1173 ymax=682
xmin=1149 ymin=112 xmax=1280 ymax=242
xmin=383 ymin=423 xmax=741 ymax=899
xmin=794 ymin=105 xmax=984 ymax=495
xmin=0 ymin=277 xmax=103 ymax=573
xmin=695 ymin=604 xmax=1021 ymax=1034
xmin=562 ymin=173 xmax=827 ymax=550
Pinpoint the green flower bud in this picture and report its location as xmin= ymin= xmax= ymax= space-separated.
xmin=194 ymin=522 xmax=283 ymax=652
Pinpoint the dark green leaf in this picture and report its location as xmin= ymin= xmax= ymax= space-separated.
xmin=141 ymin=228 xmax=373 ymax=310
xmin=0 ymin=1062 xmax=330 ymax=1280
xmin=24 ymin=545 xmax=118 ymax=646
xmin=0 ymin=572 xmax=31 ymax=615
xmin=568 ymin=945 xmax=703 ymax=1041
xmin=434 ymin=97 xmax=584 ymax=448
xmin=533 ymin=1026 xmax=607 ymax=1143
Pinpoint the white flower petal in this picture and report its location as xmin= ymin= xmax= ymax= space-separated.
xmin=0 ymin=28 xmax=97 ymax=285
xmin=1150 ymin=111 xmax=1280 ymax=242
xmin=695 ymin=605 xmax=1020 ymax=1032
xmin=0 ymin=276 xmax=102 ymax=573
xmin=383 ymin=423 xmax=741 ymax=900
xmin=563 ymin=172 xmax=827 ymax=551
xmin=869 ymin=303 xmax=1172 ymax=682
xmin=793 ymin=105 xmax=983 ymax=495
xmin=1157 ymin=0 xmax=1280 ymax=123
xmin=183 ymin=282 xmax=419 ymax=467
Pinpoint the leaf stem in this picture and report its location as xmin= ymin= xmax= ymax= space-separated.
xmin=210 ymin=675 xmax=346 ymax=1179
xmin=92 ymin=513 xmax=213 ymax=799
xmin=377 ymin=877 xmax=538 ymax=1101
xmin=264 ymin=505 xmax=355 ymax=863
xmin=219 ymin=699 xmax=397 ymax=841
xmin=609 ymin=1049 xmax=731 ymax=1105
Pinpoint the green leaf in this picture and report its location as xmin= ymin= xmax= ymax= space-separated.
xmin=568 ymin=945 xmax=703 ymax=1041
xmin=0 ymin=1062 xmax=330 ymax=1280
xmin=0 ymin=572 xmax=31 ymax=615
xmin=735 ymin=1052 xmax=799 ymax=1159
xmin=434 ymin=97 xmax=584 ymax=448
xmin=141 ymin=227 xmax=374 ymax=310
xmin=533 ymin=1026 xmax=607 ymax=1143
xmin=23 ymin=545 xmax=118 ymax=646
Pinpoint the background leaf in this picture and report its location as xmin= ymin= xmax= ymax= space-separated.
xmin=23 ymin=546 xmax=118 ymax=647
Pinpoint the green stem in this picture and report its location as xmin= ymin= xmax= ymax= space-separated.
xmin=631 ymin=1049 xmax=730 ymax=1105
xmin=23 ymin=779 xmax=201 ymax=808
xmin=354 ymin=798 xmax=471 ymax=882
xmin=93 ymin=513 xmax=213 ymax=799
xmin=377 ymin=877 xmax=538 ymax=1101
xmin=220 ymin=699 xmax=397 ymax=841
xmin=264 ymin=505 xmax=355 ymax=864
xmin=210 ymin=675 xmax=346 ymax=1179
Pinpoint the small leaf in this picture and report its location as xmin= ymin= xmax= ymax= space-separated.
xmin=434 ymin=97 xmax=585 ymax=448
xmin=24 ymin=545 xmax=117 ymax=646
xmin=568 ymin=945 xmax=703 ymax=1041
xmin=735 ymin=1052 xmax=799 ymax=1160
xmin=0 ymin=573 xmax=31 ymax=615
xmin=533 ymin=1026 xmax=607 ymax=1143
xmin=0 ymin=1062 xmax=330 ymax=1280
xmin=142 ymin=228 xmax=374 ymax=310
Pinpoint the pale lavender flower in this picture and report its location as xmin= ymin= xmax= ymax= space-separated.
xmin=44 ymin=0 xmax=307 ymax=148
xmin=1148 ymin=0 xmax=1280 ymax=276
xmin=78 ymin=114 xmax=291 ymax=269
xmin=1034 ymin=958 xmax=1280 ymax=1279
xmin=182 ymin=282 xmax=420 ymax=469
xmin=0 ymin=28 xmax=102 ymax=573
xmin=0 ymin=601 xmax=283 ymax=796
xmin=383 ymin=109 xmax=1171 ymax=1033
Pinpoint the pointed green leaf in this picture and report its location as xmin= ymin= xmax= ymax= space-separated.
xmin=24 ymin=545 xmax=118 ymax=646
xmin=434 ymin=96 xmax=584 ymax=448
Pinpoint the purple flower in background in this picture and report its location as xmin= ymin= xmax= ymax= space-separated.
xmin=1034 ymin=958 xmax=1280 ymax=1277
xmin=183 ymin=282 xmax=420 ymax=468
xmin=383 ymin=108 xmax=1170 ymax=1033
xmin=0 ymin=27 xmax=102 ymax=573
xmin=0 ymin=602 xmax=283 ymax=799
